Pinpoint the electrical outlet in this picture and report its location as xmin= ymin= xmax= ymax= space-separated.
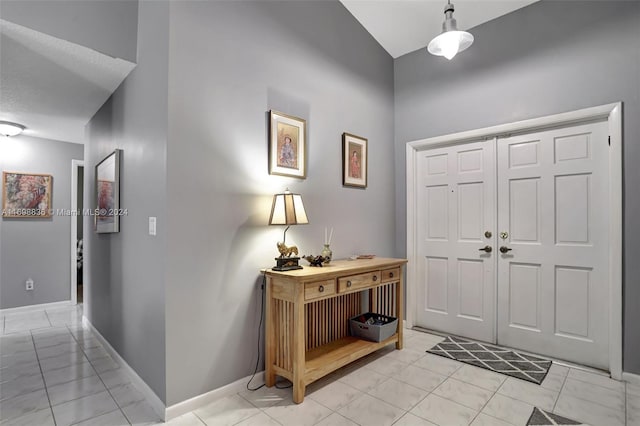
xmin=25 ymin=278 xmax=34 ymax=291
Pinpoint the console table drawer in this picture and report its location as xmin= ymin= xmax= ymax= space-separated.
xmin=304 ymin=280 xmax=336 ymax=300
xmin=381 ymin=267 xmax=400 ymax=283
xmin=338 ymin=271 xmax=380 ymax=293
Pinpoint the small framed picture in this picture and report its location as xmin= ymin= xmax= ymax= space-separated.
xmin=269 ymin=110 xmax=306 ymax=179
xmin=342 ymin=133 xmax=367 ymax=188
xmin=95 ymin=149 xmax=122 ymax=233
xmin=2 ymin=172 xmax=53 ymax=218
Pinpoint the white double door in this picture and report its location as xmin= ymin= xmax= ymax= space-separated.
xmin=415 ymin=120 xmax=610 ymax=369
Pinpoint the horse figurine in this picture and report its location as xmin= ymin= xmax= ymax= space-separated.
xmin=277 ymin=242 xmax=299 ymax=258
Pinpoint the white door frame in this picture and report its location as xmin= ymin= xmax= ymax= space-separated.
xmin=406 ymin=102 xmax=623 ymax=379
xmin=71 ymin=159 xmax=84 ymax=305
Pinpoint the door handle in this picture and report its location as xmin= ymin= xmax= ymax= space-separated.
xmin=478 ymin=246 xmax=492 ymax=253
xmin=499 ymin=246 xmax=513 ymax=254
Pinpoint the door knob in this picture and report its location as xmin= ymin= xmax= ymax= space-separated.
xmin=500 ymin=232 xmax=509 ymax=240
xmin=484 ymin=231 xmax=492 ymax=238
xmin=478 ymin=246 xmax=493 ymax=253
xmin=499 ymin=246 xmax=513 ymax=254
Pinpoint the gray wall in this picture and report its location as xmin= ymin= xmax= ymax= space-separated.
xmin=84 ymin=0 xmax=168 ymax=402
xmin=0 ymin=136 xmax=83 ymax=308
xmin=165 ymin=0 xmax=394 ymax=405
xmin=394 ymin=1 xmax=640 ymax=373
xmin=0 ymin=0 xmax=138 ymax=63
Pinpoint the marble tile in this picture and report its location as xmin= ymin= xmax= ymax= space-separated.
xmin=0 ymin=355 xmax=39 ymax=373
xmin=46 ymin=310 xmax=83 ymax=328
xmin=38 ymin=350 xmax=88 ymax=372
xmin=362 ymin=357 xmax=409 ymax=377
xmin=265 ymin=397 xmax=332 ymax=426
xmin=404 ymin=336 xmax=443 ymax=353
xmin=482 ymin=393 xmax=534 ymax=426
xmin=73 ymin=408 xmax=130 ymax=426
xmin=234 ymin=412 xmax=282 ymax=426
xmin=0 ymin=363 xmax=41 ymax=384
xmin=561 ymin=377 xmax=625 ymax=411
xmin=4 ymin=312 xmax=50 ymax=334
xmin=110 ymin=381 xmax=147 ymax=408
xmin=338 ymin=394 xmax=405 ymax=426
xmin=121 ymin=399 xmax=163 ymax=425
xmin=313 ymin=412 xmax=359 ymax=426
xmin=554 ymin=392 xmax=625 ymax=426
xmin=0 ymin=388 xmax=50 ymax=422
xmin=164 ymin=412 xmax=206 ymax=426
xmin=47 ymin=375 xmax=107 ymax=406
xmin=367 ymin=377 xmax=427 ymax=411
xmin=0 ymin=406 xmax=55 ymax=426
xmin=90 ymin=355 xmax=120 ymax=374
xmin=383 ymin=348 xmax=425 ymax=365
xmin=51 ymin=389 xmax=120 ymax=426
xmin=410 ymin=393 xmax=477 ymax=426
xmin=539 ymin=372 xmax=565 ymax=392
xmin=433 ymin=377 xmax=494 ymax=411
xmin=194 ymin=394 xmax=261 ymax=426
xmin=395 ymin=364 xmax=447 ymax=392
xmin=338 ymin=366 xmax=388 ymax=392
xmin=628 ymin=383 xmax=640 ymax=397
xmin=628 ymin=389 xmax=640 ymax=411
xmin=98 ymin=368 xmax=132 ymax=389
xmin=83 ymin=345 xmax=111 ymax=361
xmin=548 ymin=363 xmax=570 ymax=377
xmin=33 ymin=333 xmax=74 ymax=350
xmin=413 ymin=353 xmax=463 ymax=376
xmin=75 ymin=337 xmax=103 ymax=350
xmin=496 ymin=377 xmax=558 ymax=411
xmin=451 ymin=365 xmax=506 ymax=392
xmin=36 ymin=341 xmax=80 ymax=359
xmin=470 ymin=413 xmax=516 ymax=426
xmin=0 ymin=337 xmax=34 ymax=356
xmin=238 ymin=384 xmax=290 ymax=409
xmin=567 ymin=368 xmax=625 ymax=391
xmin=392 ymin=412 xmax=438 ymax=426
xmin=0 ymin=371 xmax=45 ymax=401
xmin=42 ymin=361 xmax=96 ymax=387
xmin=308 ymin=379 xmax=364 ymax=411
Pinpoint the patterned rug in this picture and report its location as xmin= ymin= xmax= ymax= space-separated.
xmin=527 ymin=407 xmax=586 ymax=425
xmin=427 ymin=335 xmax=552 ymax=384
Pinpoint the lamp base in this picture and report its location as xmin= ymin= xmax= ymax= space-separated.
xmin=273 ymin=257 xmax=303 ymax=271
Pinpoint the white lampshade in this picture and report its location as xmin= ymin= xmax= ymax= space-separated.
xmin=269 ymin=190 xmax=309 ymax=226
xmin=0 ymin=121 xmax=25 ymax=137
xmin=428 ymin=1 xmax=474 ymax=60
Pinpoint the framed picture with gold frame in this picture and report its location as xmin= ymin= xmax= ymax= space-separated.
xmin=2 ymin=171 xmax=53 ymax=218
xmin=269 ymin=110 xmax=306 ymax=179
xmin=342 ymin=133 xmax=367 ymax=188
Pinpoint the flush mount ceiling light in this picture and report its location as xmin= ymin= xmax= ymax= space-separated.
xmin=428 ymin=0 xmax=474 ymax=60
xmin=0 ymin=121 xmax=26 ymax=137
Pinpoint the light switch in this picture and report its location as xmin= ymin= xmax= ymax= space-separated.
xmin=149 ymin=217 xmax=157 ymax=236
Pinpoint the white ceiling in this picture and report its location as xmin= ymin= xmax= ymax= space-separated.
xmin=0 ymin=19 xmax=134 ymax=144
xmin=340 ymin=0 xmax=538 ymax=58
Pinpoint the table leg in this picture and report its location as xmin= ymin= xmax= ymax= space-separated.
xmin=265 ymin=277 xmax=276 ymax=387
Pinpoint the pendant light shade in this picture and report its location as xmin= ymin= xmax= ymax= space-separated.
xmin=428 ymin=1 xmax=474 ymax=60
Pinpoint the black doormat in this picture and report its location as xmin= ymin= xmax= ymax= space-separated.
xmin=427 ymin=335 xmax=552 ymax=384
xmin=527 ymin=407 xmax=585 ymax=425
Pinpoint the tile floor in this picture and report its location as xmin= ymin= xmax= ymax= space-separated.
xmin=1 ymin=305 xmax=638 ymax=426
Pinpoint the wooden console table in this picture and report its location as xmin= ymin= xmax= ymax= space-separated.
xmin=264 ymin=257 xmax=407 ymax=403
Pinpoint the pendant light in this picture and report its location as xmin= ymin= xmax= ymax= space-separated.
xmin=428 ymin=0 xmax=474 ymax=60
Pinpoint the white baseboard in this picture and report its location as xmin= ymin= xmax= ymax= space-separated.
xmin=0 ymin=300 xmax=72 ymax=315
xmin=165 ymin=371 xmax=265 ymax=421
xmin=82 ymin=316 xmax=167 ymax=421
xmin=623 ymin=371 xmax=640 ymax=386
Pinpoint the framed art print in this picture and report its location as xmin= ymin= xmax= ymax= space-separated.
xmin=2 ymin=172 xmax=52 ymax=217
xmin=269 ymin=110 xmax=306 ymax=179
xmin=95 ymin=149 xmax=121 ymax=233
xmin=342 ymin=132 xmax=367 ymax=188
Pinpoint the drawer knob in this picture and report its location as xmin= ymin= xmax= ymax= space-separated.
xmin=389 ymin=272 xmax=394 ymax=278
xmin=319 ymin=285 xmax=324 ymax=293
xmin=373 ymin=275 xmax=378 ymax=282
xmin=347 ymin=281 xmax=352 ymax=287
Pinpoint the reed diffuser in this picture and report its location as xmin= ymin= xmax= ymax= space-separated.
xmin=322 ymin=227 xmax=333 ymax=263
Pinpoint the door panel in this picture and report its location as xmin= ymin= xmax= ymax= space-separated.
xmin=416 ymin=140 xmax=496 ymax=343
xmin=497 ymin=120 xmax=609 ymax=369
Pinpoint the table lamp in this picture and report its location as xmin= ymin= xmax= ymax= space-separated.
xmin=269 ymin=189 xmax=309 ymax=271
